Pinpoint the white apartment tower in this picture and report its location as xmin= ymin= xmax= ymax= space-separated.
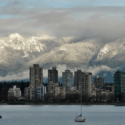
xmin=8 ymin=85 xmax=21 ymax=100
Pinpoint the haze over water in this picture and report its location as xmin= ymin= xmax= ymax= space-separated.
xmin=0 ymin=105 xmax=125 ymax=125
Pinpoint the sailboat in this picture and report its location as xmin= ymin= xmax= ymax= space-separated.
xmin=74 ymin=83 xmax=85 ymax=122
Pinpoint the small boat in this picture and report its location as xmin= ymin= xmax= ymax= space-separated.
xmin=74 ymin=82 xmax=86 ymax=122
xmin=75 ymin=114 xmax=85 ymax=122
xmin=0 ymin=115 xmax=2 ymax=118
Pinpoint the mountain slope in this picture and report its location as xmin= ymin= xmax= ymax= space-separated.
xmin=93 ymin=38 xmax=125 ymax=68
xmin=0 ymin=33 xmax=60 ymax=75
xmin=28 ymin=39 xmax=103 ymax=68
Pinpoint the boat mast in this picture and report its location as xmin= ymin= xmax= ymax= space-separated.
xmin=81 ymin=81 xmax=82 ymax=115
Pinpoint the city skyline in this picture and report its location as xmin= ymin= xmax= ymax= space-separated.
xmin=0 ymin=64 xmax=111 ymax=83
xmin=0 ymin=1 xmax=125 ymax=124
xmin=0 ymin=64 xmax=116 ymax=102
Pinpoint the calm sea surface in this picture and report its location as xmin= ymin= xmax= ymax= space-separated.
xmin=0 ymin=105 xmax=125 ymax=125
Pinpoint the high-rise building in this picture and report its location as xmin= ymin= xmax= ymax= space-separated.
xmin=48 ymin=67 xmax=58 ymax=84
xmin=74 ymin=70 xmax=92 ymax=98
xmin=114 ymin=71 xmax=125 ymax=101
xmin=62 ymin=70 xmax=73 ymax=89
xmin=74 ymin=70 xmax=83 ymax=90
xmin=82 ymin=73 xmax=92 ymax=98
xmin=30 ymin=64 xmax=43 ymax=87
xmin=29 ymin=64 xmax=43 ymax=101
xmin=94 ymin=76 xmax=104 ymax=88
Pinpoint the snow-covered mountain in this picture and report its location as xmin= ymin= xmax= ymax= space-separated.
xmin=28 ymin=39 xmax=103 ymax=68
xmin=7 ymin=33 xmax=59 ymax=53
xmin=1 ymin=33 xmax=125 ymax=82
xmin=0 ymin=33 xmax=60 ymax=76
xmin=93 ymin=37 xmax=125 ymax=68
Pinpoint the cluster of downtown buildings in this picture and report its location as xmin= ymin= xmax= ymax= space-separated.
xmin=7 ymin=64 xmax=125 ymax=102
xmin=23 ymin=64 xmax=92 ymax=101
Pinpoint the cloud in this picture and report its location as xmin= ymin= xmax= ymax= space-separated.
xmin=43 ymin=64 xmax=117 ymax=77
xmin=0 ymin=5 xmax=125 ymax=43
xmin=0 ymin=70 xmax=29 ymax=81
xmin=0 ymin=64 xmax=117 ymax=81
xmin=86 ymin=65 xmax=117 ymax=75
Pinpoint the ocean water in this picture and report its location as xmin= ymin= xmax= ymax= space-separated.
xmin=0 ymin=105 xmax=125 ymax=125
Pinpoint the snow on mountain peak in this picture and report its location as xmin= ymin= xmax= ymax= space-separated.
xmin=97 ymin=45 xmax=109 ymax=58
xmin=0 ymin=40 xmax=8 ymax=48
xmin=97 ymin=37 xmax=125 ymax=59
xmin=59 ymin=47 xmax=66 ymax=51
xmin=28 ymin=37 xmax=37 ymax=44
xmin=9 ymin=33 xmax=23 ymax=42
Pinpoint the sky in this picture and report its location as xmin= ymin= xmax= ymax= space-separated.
xmin=0 ymin=0 xmax=125 ymax=42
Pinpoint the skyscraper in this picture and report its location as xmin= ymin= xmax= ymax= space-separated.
xmin=30 ymin=64 xmax=43 ymax=87
xmin=74 ymin=70 xmax=83 ymax=90
xmin=74 ymin=70 xmax=92 ymax=98
xmin=48 ymin=67 xmax=58 ymax=84
xmin=82 ymin=72 xmax=92 ymax=98
xmin=29 ymin=64 xmax=43 ymax=101
xmin=62 ymin=70 xmax=73 ymax=88
xmin=114 ymin=71 xmax=125 ymax=101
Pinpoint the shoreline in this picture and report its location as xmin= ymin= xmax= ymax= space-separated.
xmin=0 ymin=101 xmax=125 ymax=106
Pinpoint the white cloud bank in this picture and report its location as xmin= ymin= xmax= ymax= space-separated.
xmin=0 ymin=70 xmax=29 ymax=81
xmin=0 ymin=65 xmax=117 ymax=81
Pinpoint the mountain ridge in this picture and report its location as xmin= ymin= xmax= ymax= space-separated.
xmin=0 ymin=33 xmax=125 ymax=82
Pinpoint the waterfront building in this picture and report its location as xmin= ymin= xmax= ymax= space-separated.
xmin=82 ymin=72 xmax=92 ymax=98
xmin=54 ymin=86 xmax=65 ymax=99
xmin=24 ymin=85 xmax=46 ymax=101
xmin=30 ymin=64 xmax=43 ymax=87
xmin=62 ymin=70 xmax=73 ymax=89
xmin=65 ymin=90 xmax=80 ymax=101
xmin=48 ymin=67 xmax=58 ymax=84
xmin=24 ymin=85 xmax=34 ymax=101
xmin=46 ymin=83 xmax=64 ymax=100
xmin=101 ymin=90 xmax=113 ymax=101
xmin=47 ymin=84 xmax=53 ymax=93
xmin=24 ymin=87 xmax=30 ymax=101
xmin=47 ymin=83 xmax=59 ymax=93
xmin=95 ymin=88 xmax=113 ymax=102
xmin=114 ymin=71 xmax=125 ymax=101
xmin=29 ymin=64 xmax=43 ymax=101
xmin=74 ymin=70 xmax=92 ymax=98
xmin=36 ymin=85 xmax=43 ymax=100
xmin=8 ymin=85 xmax=21 ymax=100
xmin=74 ymin=70 xmax=83 ymax=90
xmin=94 ymin=76 xmax=104 ymax=88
